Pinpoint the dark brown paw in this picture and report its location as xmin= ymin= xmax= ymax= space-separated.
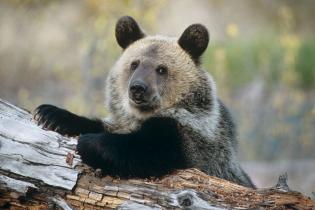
xmin=33 ymin=104 xmax=77 ymax=136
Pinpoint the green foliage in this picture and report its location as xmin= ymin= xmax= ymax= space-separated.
xmin=204 ymin=36 xmax=315 ymax=91
xmin=295 ymin=41 xmax=315 ymax=89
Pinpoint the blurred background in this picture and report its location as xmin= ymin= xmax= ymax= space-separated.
xmin=0 ymin=0 xmax=314 ymax=195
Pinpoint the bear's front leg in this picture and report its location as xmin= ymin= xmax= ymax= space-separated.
xmin=34 ymin=104 xmax=105 ymax=136
xmin=77 ymin=117 xmax=187 ymax=178
xmin=77 ymin=133 xmax=118 ymax=171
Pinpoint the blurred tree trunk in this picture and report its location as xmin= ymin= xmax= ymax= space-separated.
xmin=0 ymin=98 xmax=314 ymax=210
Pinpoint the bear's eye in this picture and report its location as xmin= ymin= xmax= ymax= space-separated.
xmin=130 ymin=60 xmax=140 ymax=71
xmin=156 ymin=65 xmax=168 ymax=75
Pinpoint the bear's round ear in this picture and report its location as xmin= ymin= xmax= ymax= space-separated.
xmin=178 ymin=24 xmax=209 ymax=63
xmin=115 ymin=16 xmax=145 ymax=49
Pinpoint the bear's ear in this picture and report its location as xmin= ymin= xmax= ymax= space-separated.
xmin=115 ymin=16 xmax=145 ymax=49
xmin=178 ymin=24 xmax=209 ymax=64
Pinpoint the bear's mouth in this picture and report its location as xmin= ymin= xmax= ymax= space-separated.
xmin=129 ymin=96 xmax=160 ymax=112
xmin=133 ymin=98 xmax=147 ymax=104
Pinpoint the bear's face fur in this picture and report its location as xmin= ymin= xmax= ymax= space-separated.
xmin=114 ymin=37 xmax=200 ymax=112
xmin=106 ymin=16 xmax=212 ymax=129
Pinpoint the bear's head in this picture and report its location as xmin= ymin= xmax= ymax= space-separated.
xmin=106 ymin=16 xmax=215 ymax=127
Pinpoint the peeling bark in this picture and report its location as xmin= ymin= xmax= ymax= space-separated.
xmin=0 ymin=98 xmax=314 ymax=210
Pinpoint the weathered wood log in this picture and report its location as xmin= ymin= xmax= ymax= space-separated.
xmin=0 ymin=98 xmax=314 ymax=210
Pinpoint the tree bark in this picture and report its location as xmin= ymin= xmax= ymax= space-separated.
xmin=0 ymin=98 xmax=314 ymax=210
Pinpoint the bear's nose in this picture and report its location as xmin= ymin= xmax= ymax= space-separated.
xmin=130 ymin=82 xmax=147 ymax=101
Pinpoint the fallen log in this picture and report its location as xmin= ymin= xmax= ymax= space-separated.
xmin=0 ymin=98 xmax=314 ymax=210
